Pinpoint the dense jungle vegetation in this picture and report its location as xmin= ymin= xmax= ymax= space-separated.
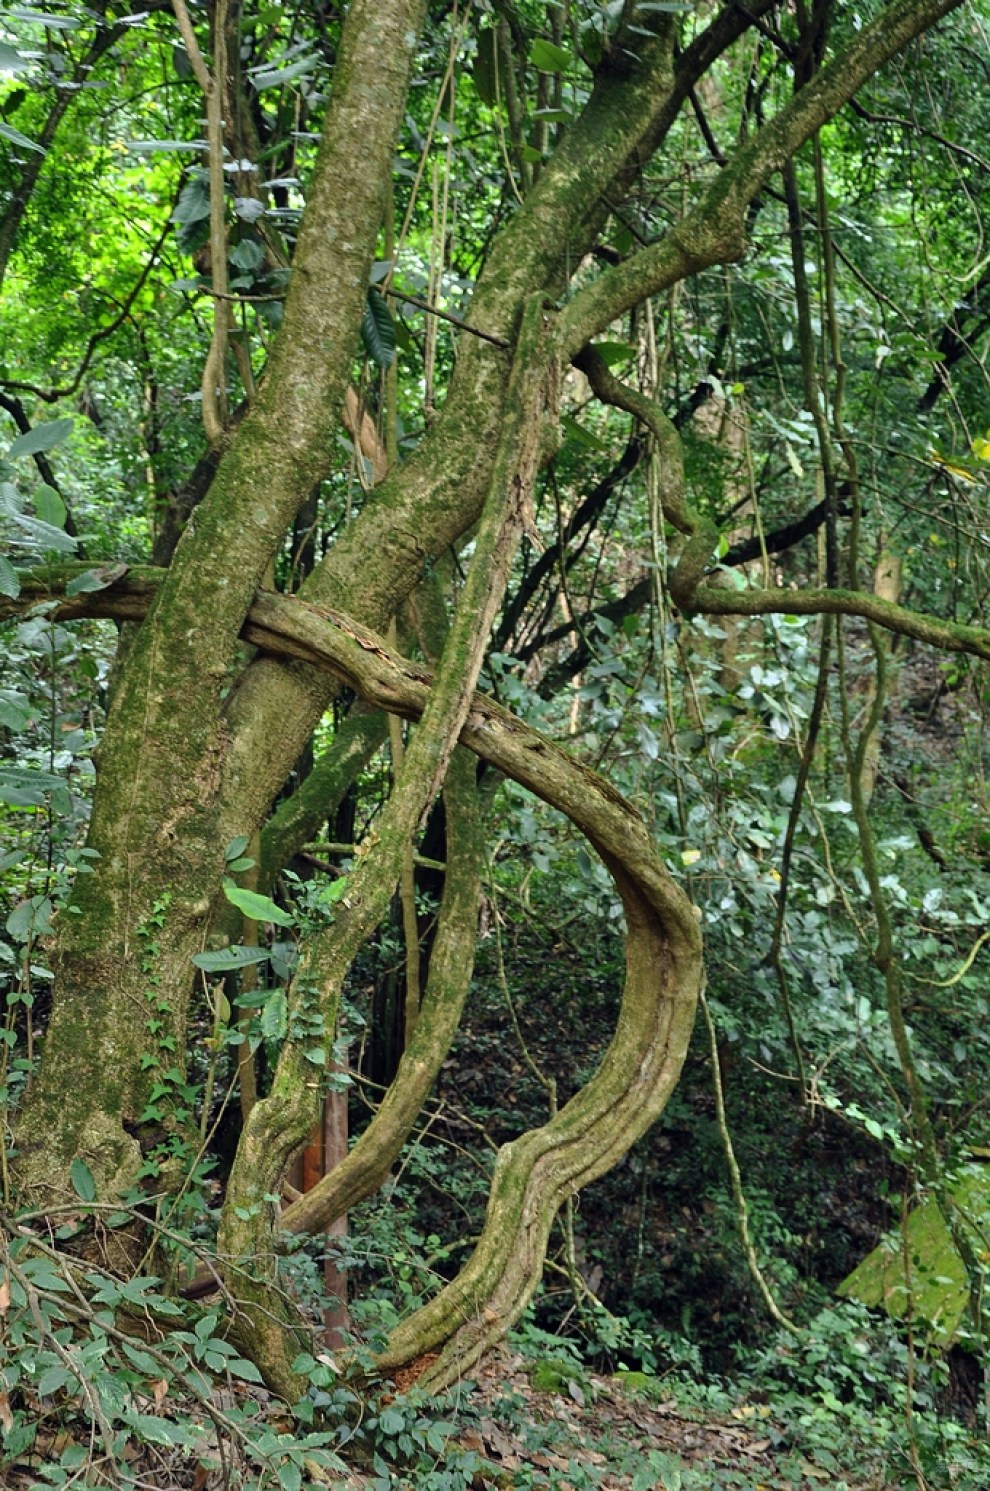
xmin=4 ymin=0 xmax=990 ymax=1485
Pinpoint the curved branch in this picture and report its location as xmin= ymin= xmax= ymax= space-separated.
xmin=278 ymin=745 xmax=482 ymax=1236
xmin=561 ymin=0 xmax=965 ymax=354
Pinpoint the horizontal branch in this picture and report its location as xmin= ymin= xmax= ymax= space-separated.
xmin=691 ymin=581 xmax=990 ymax=660
xmin=5 ymin=556 xmax=990 ymax=682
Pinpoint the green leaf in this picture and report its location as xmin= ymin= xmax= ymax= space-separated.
xmin=0 ymin=119 xmax=43 ymax=153
xmin=133 ymin=138 xmax=208 ymax=154
xmin=0 ymin=689 xmax=30 ymax=729
xmin=278 ymin=1462 xmax=302 ymax=1491
xmin=126 ymin=1413 xmax=197 ymax=1447
xmin=251 ymin=53 xmax=320 ymax=90
xmin=7 ymin=418 xmax=74 ymax=459
xmin=192 ymin=944 xmax=271 ymax=973
xmin=261 ymin=988 xmax=288 ymax=1042
xmin=560 ymin=414 xmax=606 ymax=451
xmin=33 ymin=486 xmax=66 ymax=529
xmin=229 ymin=238 xmax=264 ymax=272
xmin=121 ymin=1341 xmax=162 ymax=1376
xmin=225 ymin=835 xmax=250 ymax=862
xmin=229 ymin=1356 xmax=264 ymax=1382
xmin=10 ymin=512 xmax=77 ymax=553
xmin=70 ymin=1158 xmax=96 ymax=1202
xmin=0 ymin=41 xmax=30 ymax=71
xmin=361 ymin=287 xmax=395 ymax=369
xmin=0 ymin=553 xmax=19 ymax=599
xmin=530 ymin=38 xmax=571 ymax=73
xmin=222 ymin=879 xmax=294 ymax=926
xmin=592 ymin=340 xmax=636 ymax=368
xmin=304 ymin=1046 xmax=326 ymax=1066
xmin=37 ymin=1366 xmax=75 ymax=1397
xmin=65 ymin=563 xmax=128 ymax=597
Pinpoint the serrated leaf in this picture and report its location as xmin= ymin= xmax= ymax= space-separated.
xmin=361 ymin=287 xmax=395 ymax=369
xmin=70 ymin=1158 xmax=96 ymax=1202
xmin=278 ymin=1462 xmax=302 ymax=1491
xmin=530 ymin=38 xmax=570 ymax=72
xmin=192 ymin=945 xmax=271 ymax=972
xmin=222 ymin=879 xmax=294 ymax=926
xmin=7 ymin=418 xmax=74 ymax=458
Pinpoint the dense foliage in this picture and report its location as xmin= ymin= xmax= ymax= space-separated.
xmin=4 ymin=0 xmax=990 ymax=1485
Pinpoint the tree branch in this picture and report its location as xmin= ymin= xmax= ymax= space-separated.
xmin=561 ymin=0 xmax=965 ymax=355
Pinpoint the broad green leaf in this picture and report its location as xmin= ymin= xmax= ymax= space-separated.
xmin=192 ymin=945 xmax=271 ymax=972
xmin=0 ymin=41 xmax=30 ymax=71
xmin=132 ymin=138 xmax=207 ymax=153
xmin=37 ymin=1366 xmax=75 ymax=1396
xmin=0 ymin=553 xmax=19 ymax=598
xmin=304 ymin=1046 xmax=326 ymax=1066
xmin=222 ymin=878 xmax=294 ymax=926
xmin=70 ymin=1158 xmax=96 ymax=1202
xmin=7 ymin=418 xmax=74 ymax=459
xmin=592 ymin=340 xmax=636 ymax=368
xmin=225 ymin=835 xmax=250 ymax=862
xmin=172 ymin=173 xmax=211 ymax=229
xmin=261 ymin=988 xmax=288 ymax=1042
xmin=250 ymin=54 xmax=319 ymax=91
xmin=530 ymin=38 xmax=570 ymax=73
xmin=361 ymin=287 xmax=395 ymax=369
xmin=560 ymin=415 xmax=606 ymax=451
xmin=125 ymin=1414 xmax=196 ymax=1447
xmin=65 ymin=563 xmax=129 ymax=597
xmin=33 ymin=486 xmax=66 ymax=529
xmin=7 ymin=10 xmax=81 ymax=30
xmin=229 ymin=238 xmax=264 ymax=272
xmin=10 ymin=512 xmax=77 ymax=553
xmin=0 ymin=119 xmax=43 ymax=152
xmin=0 ymin=689 xmax=30 ymax=729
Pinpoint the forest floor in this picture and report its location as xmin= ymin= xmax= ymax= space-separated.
xmin=0 ymin=1342 xmax=895 ymax=1491
xmin=411 ymin=1347 xmax=884 ymax=1491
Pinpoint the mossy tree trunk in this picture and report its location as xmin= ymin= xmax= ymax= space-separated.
xmin=6 ymin=0 xmax=966 ymax=1393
